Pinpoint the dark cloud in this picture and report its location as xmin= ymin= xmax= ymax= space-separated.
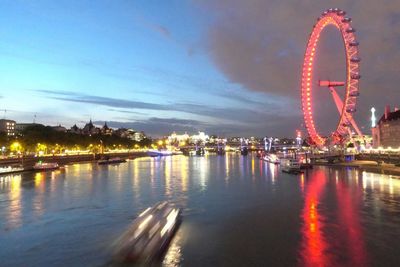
xmin=36 ymin=89 xmax=286 ymax=124
xmin=94 ymin=115 xmax=301 ymax=138
xmin=195 ymin=0 xmax=400 ymax=133
xmin=37 ymin=89 xmax=299 ymax=136
xmin=94 ymin=118 xmax=205 ymax=137
xmin=38 ymin=89 xmax=172 ymax=111
xmin=106 ymin=108 xmax=147 ymax=116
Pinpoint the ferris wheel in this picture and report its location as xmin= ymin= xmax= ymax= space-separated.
xmin=301 ymin=8 xmax=362 ymax=147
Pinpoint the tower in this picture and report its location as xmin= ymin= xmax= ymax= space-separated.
xmin=370 ymin=107 xmax=376 ymax=128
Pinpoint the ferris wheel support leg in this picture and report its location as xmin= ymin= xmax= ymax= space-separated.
xmin=329 ymin=87 xmax=363 ymax=137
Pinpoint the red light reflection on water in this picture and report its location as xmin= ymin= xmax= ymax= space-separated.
xmin=300 ymin=171 xmax=329 ymax=267
xmin=300 ymin=170 xmax=368 ymax=266
xmin=335 ymin=176 xmax=368 ymax=266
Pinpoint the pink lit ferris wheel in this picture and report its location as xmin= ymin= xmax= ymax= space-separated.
xmin=301 ymin=8 xmax=362 ymax=147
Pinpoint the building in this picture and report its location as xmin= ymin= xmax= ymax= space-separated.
xmin=101 ymin=122 xmax=113 ymax=135
xmin=372 ymin=105 xmax=400 ymax=148
xmin=70 ymin=124 xmax=82 ymax=134
xmin=190 ymin=132 xmax=209 ymax=144
xmin=15 ymin=122 xmax=43 ymax=133
xmin=133 ymin=131 xmax=146 ymax=142
xmin=0 ymin=119 xmax=16 ymax=136
xmin=82 ymin=120 xmax=100 ymax=135
xmin=51 ymin=124 xmax=67 ymax=132
xmin=167 ymin=132 xmax=189 ymax=146
xmin=114 ymin=128 xmax=130 ymax=138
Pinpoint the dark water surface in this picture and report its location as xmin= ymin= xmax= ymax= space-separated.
xmin=1 ymin=154 xmax=400 ymax=266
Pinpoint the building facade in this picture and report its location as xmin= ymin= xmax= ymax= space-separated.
xmin=15 ymin=123 xmax=42 ymax=134
xmin=372 ymin=106 xmax=400 ymax=148
xmin=0 ymin=119 xmax=16 ymax=136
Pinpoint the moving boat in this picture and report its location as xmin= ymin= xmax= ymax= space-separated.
xmin=263 ymin=153 xmax=280 ymax=164
xmin=112 ymin=201 xmax=181 ymax=264
xmin=280 ymin=158 xmax=301 ymax=174
xmin=98 ymin=157 xmax=126 ymax=165
xmin=33 ymin=162 xmax=59 ymax=170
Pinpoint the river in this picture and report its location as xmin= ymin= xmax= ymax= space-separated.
xmin=1 ymin=153 xmax=400 ymax=266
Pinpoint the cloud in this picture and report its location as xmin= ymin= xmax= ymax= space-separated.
xmin=134 ymin=14 xmax=196 ymax=56
xmin=94 ymin=118 xmax=206 ymax=137
xmin=152 ymin=24 xmax=171 ymax=38
xmin=36 ymin=89 xmax=285 ymax=123
xmin=37 ymin=89 xmax=172 ymax=111
xmin=195 ymin=0 xmax=400 ymax=132
xmin=94 ymin=110 xmax=302 ymax=137
xmin=106 ymin=108 xmax=147 ymax=116
xmin=93 ymin=118 xmax=244 ymax=137
xmin=37 ymin=89 xmax=299 ymax=136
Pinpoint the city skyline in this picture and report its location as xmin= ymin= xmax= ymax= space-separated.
xmin=1 ymin=0 xmax=400 ymax=137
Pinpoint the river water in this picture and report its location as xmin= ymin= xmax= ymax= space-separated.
xmin=1 ymin=153 xmax=400 ymax=267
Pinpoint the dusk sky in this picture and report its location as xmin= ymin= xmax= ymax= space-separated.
xmin=1 ymin=0 xmax=400 ymax=137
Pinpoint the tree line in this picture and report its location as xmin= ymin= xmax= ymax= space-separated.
xmin=1 ymin=124 xmax=152 ymax=153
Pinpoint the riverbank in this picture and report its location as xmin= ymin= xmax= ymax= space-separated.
xmin=314 ymin=160 xmax=400 ymax=176
xmin=0 ymin=151 xmax=149 ymax=174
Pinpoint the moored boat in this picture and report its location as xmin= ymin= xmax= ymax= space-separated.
xmin=280 ymin=158 xmax=301 ymax=174
xmin=0 ymin=165 xmax=25 ymax=175
xmin=112 ymin=201 xmax=181 ymax=264
xmin=263 ymin=153 xmax=280 ymax=164
xmin=147 ymin=149 xmax=173 ymax=157
xmin=98 ymin=157 xmax=126 ymax=165
xmin=33 ymin=162 xmax=59 ymax=170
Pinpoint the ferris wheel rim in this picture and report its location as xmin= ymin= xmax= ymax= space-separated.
xmin=301 ymin=8 xmax=360 ymax=147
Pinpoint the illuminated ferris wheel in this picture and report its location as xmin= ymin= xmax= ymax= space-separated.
xmin=301 ymin=8 xmax=362 ymax=147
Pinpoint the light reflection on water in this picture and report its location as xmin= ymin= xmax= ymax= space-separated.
xmin=0 ymin=155 xmax=400 ymax=266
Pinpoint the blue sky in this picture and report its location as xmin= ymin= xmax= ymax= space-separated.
xmin=1 ymin=0 xmax=399 ymax=137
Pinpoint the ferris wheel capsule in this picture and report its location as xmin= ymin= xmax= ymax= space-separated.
xmin=350 ymin=57 xmax=361 ymax=63
xmin=349 ymin=41 xmax=359 ymax=46
xmin=342 ymin=17 xmax=352 ymax=23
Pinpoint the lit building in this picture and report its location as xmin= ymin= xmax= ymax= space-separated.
xmin=372 ymin=105 xmax=400 ymax=148
xmin=0 ymin=119 xmax=16 ymax=136
xmin=133 ymin=131 xmax=146 ymax=142
xmin=168 ymin=132 xmax=189 ymax=146
xmin=189 ymin=131 xmax=209 ymax=144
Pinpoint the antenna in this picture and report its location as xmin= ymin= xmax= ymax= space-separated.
xmin=33 ymin=114 xmax=37 ymax=123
